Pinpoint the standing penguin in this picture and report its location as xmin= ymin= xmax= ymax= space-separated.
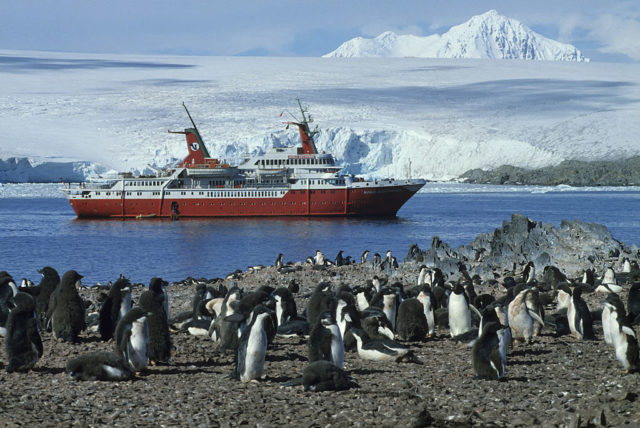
xmin=138 ymin=278 xmax=172 ymax=364
xmin=472 ymin=322 xmax=507 ymax=380
xmin=275 ymin=253 xmax=284 ymax=269
xmin=272 ymin=287 xmax=297 ymax=328
xmin=98 ymin=276 xmax=132 ymax=341
xmin=448 ymin=283 xmax=473 ymax=338
xmin=508 ymin=288 xmax=545 ymax=344
xmin=564 ymin=285 xmax=595 ymax=340
xmin=308 ymin=311 xmax=344 ymax=369
xmin=47 ymin=270 xmax=86 ymax=343
xmin=0 ymin=275 xmax=17 ymax=337
xmin=606 ymin=296 xmax=639 ymax=373
xmin=34 ymin=266 xmax=60 ymax=330
xmin=602 ymin=293 xmax=623 ymax=345
xmin=417 ymin=286 xmax=436 ymax=337
xmin=233 ymin=305 xmax=273 ymax=382
xmin=5 ymin=292 xmax=43 ymax=373
xmin=114 ymin=307 xmax=150 ymax=372
xmin=361 ymin=250 xmax=369 ymax=265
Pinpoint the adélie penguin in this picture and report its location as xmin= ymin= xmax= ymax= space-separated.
xmin=560 ymin=285 xmax=595 ymax=340
xmin=66 ymin=351 xmax=134 ymax=381
xmin=448 ymin=283 xmax=477 ymax=338
xmin=47 ymin=270 xmax=86 ymax=343
xmin=308 ymin=311 xmax=344 ymax=369
xmin=472 ymin=322 xmax=507 ymax=380
xmin=349 ymin=327 xmax=421 ymax=363
xmin=98 ymin=276 xmax=132 ymax=341
xmin=0 ymin=275 xmax=17 ymax=337
xmin=606 ymin=296 xmax=639 ymax=373
xmin=5 ymin=292 xmax=43 ymax=373
xmin=232 ymin=305 xmax=273 ymax=382
xmin=114 ymin=306 xmax=150 ymax=372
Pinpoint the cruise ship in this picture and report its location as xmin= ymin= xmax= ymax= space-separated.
xmin=63 ymin=102 xmax=425 ymax=219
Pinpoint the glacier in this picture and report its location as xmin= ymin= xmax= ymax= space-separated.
xmin=324 ymin=10 xmax=587 ymax=61
xmin=1 ymin=50 xmax=639 ymax=183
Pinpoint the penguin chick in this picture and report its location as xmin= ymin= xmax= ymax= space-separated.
xmin=47 ymin=270 xmax=86 ymax=343
xmin=66 ymin=351 xmax=134 ymax=381
xmin=138 ymin=279 xmax=172 ymax=364
xmin=472 ymin=322 xmax=507 ymax=380
xmin=302 ymin=361 xmax=357 ymax=392
xmin=5 ymin=292 xmax=43 ymax=373
xmin=98 ymin=276 xmax=132 ymax=341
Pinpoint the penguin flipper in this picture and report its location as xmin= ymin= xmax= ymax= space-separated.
xmin=27 ymin=317 xmax=43 ymax=358
xmin=282 ymin=376 xmax=303 ymax=387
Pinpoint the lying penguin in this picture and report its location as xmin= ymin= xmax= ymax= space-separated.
xmin=349 ymin=328 xmax=421 ymax=363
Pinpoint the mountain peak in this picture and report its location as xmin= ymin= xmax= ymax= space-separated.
xmin=324 ymin=10 xmax=588 ymax=62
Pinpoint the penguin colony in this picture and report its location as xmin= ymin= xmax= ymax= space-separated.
xmin=1 ymin=251 xmax=640 ymax=399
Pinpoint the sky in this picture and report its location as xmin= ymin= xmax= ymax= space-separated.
xmin=1 ymin=0 xmax=639 ymax=61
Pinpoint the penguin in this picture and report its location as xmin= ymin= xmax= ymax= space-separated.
xmin=275 ymin=253 xmax=284 ymax=269
xmin=308 ymin=311 xmax=344 ymax=369
xmin=335 ymin=250 xmax=344 ymax=267
xmin=360 ymin=311 xmax=395 ymax=340
xmin=98 ymin=276 xmax=132 ymax=341
xmin=114 ymin=307 xmax=150 ymax=372
xmin=581 ymin=269 xmax=595 ymax=287
xmin=47 ymin=270 xmax=86 ymax=343
xmin=353 ymin=285 xmax=372 ymax=312
xmin=603 ymin=293 xmax=625 ymax=346
xmin=361 ymin=250 xmax=369 ymax=265
xmin=5 ymin=292 xmax=43 ymax=373
xmin=525 ymin=287 xmax=545 ymax=337
xmin=272 ymin=287 xmax=297 ymax=328
xmin=314 ymin=250 xmax=325 ymax=266
xmin=622 ymin=258 xmax=632 ymax=273
xmin=372 ymin=253 xmax=382 ymax=270
xmin=138 ymin=278 xmax=172 ymax=364
xmin=561 ymin=285 xmax=595 ymax=340
xmin=602 ymin=267 xmax=616 ymax=285
xmin=349 ymin=328 xmax=416 ymax=362
xmin=522 ymin=261 xmax=535 ymax=284
xmin=417 ymin=265 xmax=429 ymax=286
xmin=595 ymin=283 xmax=623 ymax=293
xmin=448 ymin=283 xmax=473 ymax=338
xmin=628 ymin=282 xmax=640 ymax=325
xmin=417 ymin=286 xmax=436 ymax=337
xmin=66 ymin=351 xmax=134 ymax=381
xmin=232 ymin=305 xmax=273 ymax=382
xmin=0 ymin=275 xmax=17 ymax=337
xmin=508 ymin=288 xmax=546 ymax=344
xmin=609 ymin=309 xmax=639 ymax=373
xmin=300 ymin=361 xmax=356 ymax=392
xmin=306 ymin=282 xmax=335 ymax=327
xmin=371 ymin=288 xmax=399 ymax=331
xmin=210 ymin=287 xmax=243 ymax=352
xmin=472 ymin=322 xmax=507 ymax=380
xmin=34 ymin=266 xmax=60 ymax=330
xmin=395 ymin=298 xmax=428 ymax=341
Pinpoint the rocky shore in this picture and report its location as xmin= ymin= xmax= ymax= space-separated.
xmin=1 ymin=215 xmax=639 ymax=427
xmin=459 ymin=157 xmax=640 ymax=186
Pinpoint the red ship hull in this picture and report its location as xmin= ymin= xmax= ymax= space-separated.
xmin=68 ymin=184 xmax=422 ymax=219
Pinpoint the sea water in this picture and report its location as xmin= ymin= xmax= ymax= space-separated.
xmin=1 ymin=183 xmax=639 ymax=285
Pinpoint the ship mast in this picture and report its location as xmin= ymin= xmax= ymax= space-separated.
xmin=284 ymin=99 xmax=319 ymax=155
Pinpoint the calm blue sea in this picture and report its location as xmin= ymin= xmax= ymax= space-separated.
xmin=1 ymin=185 xmax=639 ymax=285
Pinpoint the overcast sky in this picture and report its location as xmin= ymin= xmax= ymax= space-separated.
xmin=1 ymin=0 xmax=639 ymax=61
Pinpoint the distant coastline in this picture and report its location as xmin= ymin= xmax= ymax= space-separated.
xmin=459 ymin=156 xmax=640 ymax=186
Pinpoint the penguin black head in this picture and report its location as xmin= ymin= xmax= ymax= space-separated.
xmin=13 ymin=291 xmax=36 ymax=312
xmin=60 ymin=270 xmax=83 ymax=289
xmin=288 ymin=280 xmax=299 ymax=294
xmin=452 ymin=283 xmax=465 ymax=295
xmin=315 ymin=282 xmax=333 ymax=293
xmin=148 ymin=277 xmax=166 ymax=294
xmin=111 ymin=276 xmax=131 ymax=293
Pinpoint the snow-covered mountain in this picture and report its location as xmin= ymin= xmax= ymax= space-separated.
xmin=324 ymin=10 xmax=587 ymax=62
xmin=1 ymin=50 xmax=638 ymax=184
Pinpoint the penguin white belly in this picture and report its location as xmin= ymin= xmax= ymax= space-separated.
xmin=327 ymin=324 xmax=344 ymax=369
xmin=421 ymin=298 xmax=435 ymax=337
xmin=448 ymin=294 xmax=471 ymax=337
xmin=602 ymin=306 xmax=613 ymax=345
xmin=567 ymin=303 xmax=579 ymax=338
xmin=614 ymin=334 xmax=631 ymax=370
xmin=356 ymin=293 xmax=369 ymax=311
xmin=275 ymin=300 xmax=284 ymax=328
xmin=240 ymin=326 xmax=267 ymax=382
xmin=119 ymin=293 xmax=132 ymax=322
xmin=383 ymin=296 xmax=397 ymax=330
xmin=128 ymin=320 xmax=149 ymax=371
